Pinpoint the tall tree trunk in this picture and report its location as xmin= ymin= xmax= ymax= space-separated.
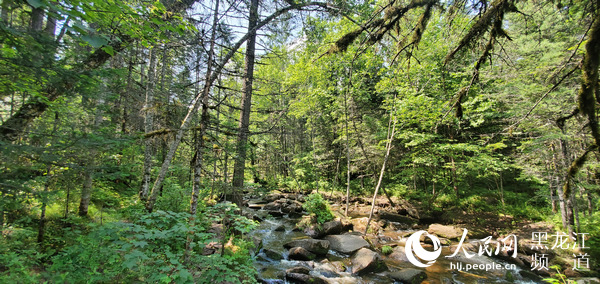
xmin=232 ymin=0 xmax=259 ymax=207
xmin=365 ymin=95 xmax=398 ymax=235
xmin=344 ymin=90 xmax=350 ymax=216
xmin=140 ymin=48 xmax=158 ymax=202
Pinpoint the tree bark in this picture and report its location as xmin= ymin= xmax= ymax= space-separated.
xmin=232 ymin=0 xmax=259 ymax=207
xmin=140 ymin=48 xmax=158 ymax=202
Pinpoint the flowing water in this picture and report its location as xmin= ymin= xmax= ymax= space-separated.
xmin=249 ymin=212 xmax=546 ymax=284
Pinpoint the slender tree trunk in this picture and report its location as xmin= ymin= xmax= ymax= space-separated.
xmin=344 ymin=90 xmax=350 ymax=216
xmin=232 ymin=0 xmax=259 ymax=207
xmin=140 ymin=48 xmax=157 ymax=202
xmin=365 ymin=96 xmax=397 ymax=235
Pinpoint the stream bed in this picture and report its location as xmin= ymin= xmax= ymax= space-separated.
xmin=248 ymin=212 xmax=546 ymax=284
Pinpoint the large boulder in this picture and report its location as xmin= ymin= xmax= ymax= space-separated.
xmin=288 ymin=247 xmax=316 ymax=261
xmin=389 ymin=268 xmax=427 ymax=284
xmin=284 ymin=239 xmax=330 ymax=256
xmin=428 ymin=224 xmax=464 ymax=240
xmin=325 ymin=235 xmax=370 ymax=254
xmin=351 ymin=248 xmax=388 ymax=275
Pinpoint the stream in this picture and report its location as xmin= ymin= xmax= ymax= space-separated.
xmin=248 ymin=209 xmax=546 ymax=284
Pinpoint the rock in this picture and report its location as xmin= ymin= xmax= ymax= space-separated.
xmin=379 ymin=211 xmax=418 ymax=225
xmin=304 ymin=225 xmax=322 ymax=239
xmin=285 ymin=273 xmax=327 ymax=284
xmin=263 ymin=248 xmax=283 ymax=260
xmin=288 ymin=247 xmax=316 ymax=261
xmin=424 ymin=236 xmax=451 ymax=246
xmin=351 ymin=248 xmax=388 ymax=275
xmin=286 ymin=266 xmax=311 ymax=275
xmin=325 ymin=234 xmax=370 ymax=254
xmin=265 ymin=194 xmax=282 ymax=202
xmin=263 ymin=202 xmax=282 ymax=211
xmin=519 ymin=270 xmax=543 ymax=281
xmin=428 ymin=224 xmax=464 ymax=240
xmin=350 ymin=217 xmax=383 ymax=234
xmin=388 ymin=268 xmax=427 ymax=284
xmin=564 ymin=268 xmax=582 ymax=278
xmin=322 ymin=220 xmax=344 ymax=235
xmin=284 ymin=239 xmax=330 ymax=256
xmin=388 ymin=246 xmax=409 ymax=262
xmin=274 ymin=225 xmax=286 ymax=232
xmin=304 ymin=220 xmax=344 ymax=239
xmin=282 ymin=201 xmax=303 ymax=214
xmin=576 ymin=278 xmax=600 ymax=284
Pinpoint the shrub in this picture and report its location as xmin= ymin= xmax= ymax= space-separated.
xmin=48 ymin=206 xmax=258 ymax=283
xmin=302 ymin=193 xmax=334 ymax=224
xmin=381 ymin=245 xmax=393 ymax=255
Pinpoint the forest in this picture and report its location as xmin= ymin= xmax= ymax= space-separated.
xmin=1 ymin=0 xmax=600 ymax=283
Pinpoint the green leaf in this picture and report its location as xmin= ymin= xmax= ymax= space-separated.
xmin=26 ymin=0 xmax=44 ymax=8
xmin=102 ymin=45 xmax=115 ymax=56
xmin=82 ymin=35 xmax=108 ymax=48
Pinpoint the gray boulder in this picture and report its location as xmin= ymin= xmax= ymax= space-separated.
xmin=389 ymin=268 xmax=427 ymax=284
xmin=283 ymin=239 xmax=330 ymax=256
xmin=351 ymin=248 xmax=387 ymax=275
xmin=325 ymin=234 xmax=370 ymax=254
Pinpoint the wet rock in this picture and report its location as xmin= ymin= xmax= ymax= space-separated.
xmin=284 ymin=239 xmax=330 ymax=256
xmin=519 ymin=270 xmax=544 ymax=281
xmin=388 ymin=268 xmax=427 ymax=284
xmin=263 ymin=248 xmax=283 ymax=260
xmin=325 ymin=234 xmax=370 ymax=254
xmin=274 ymin=225 xmax=286 ymax=232
xmin=351 ymin=248 xmax=388 ymax=275
xmin=288 ymin=247 xmax=316 ymax=261
xmin=388 ymin=246 xmax=409 ymax=262
xmin=379 ymin=211 xmax=418 ymax=225
xmin=576 ymin=278 xmax=600 ymax=284
xmin=428 ymin=224 xmax=464 ymax=240
xmin=285 ymin=273 xmax=327 ymax=284
xmin=286 ymin=266 xmax=311 ymax=275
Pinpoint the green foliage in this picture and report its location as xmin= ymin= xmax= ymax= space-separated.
xmin=381 ymin=245 xmax=393 ymax=255
xmin=302 ymin=193 xmax=334 ymax=224
xmin=47 ymin=207 xmax=257 ymax=283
